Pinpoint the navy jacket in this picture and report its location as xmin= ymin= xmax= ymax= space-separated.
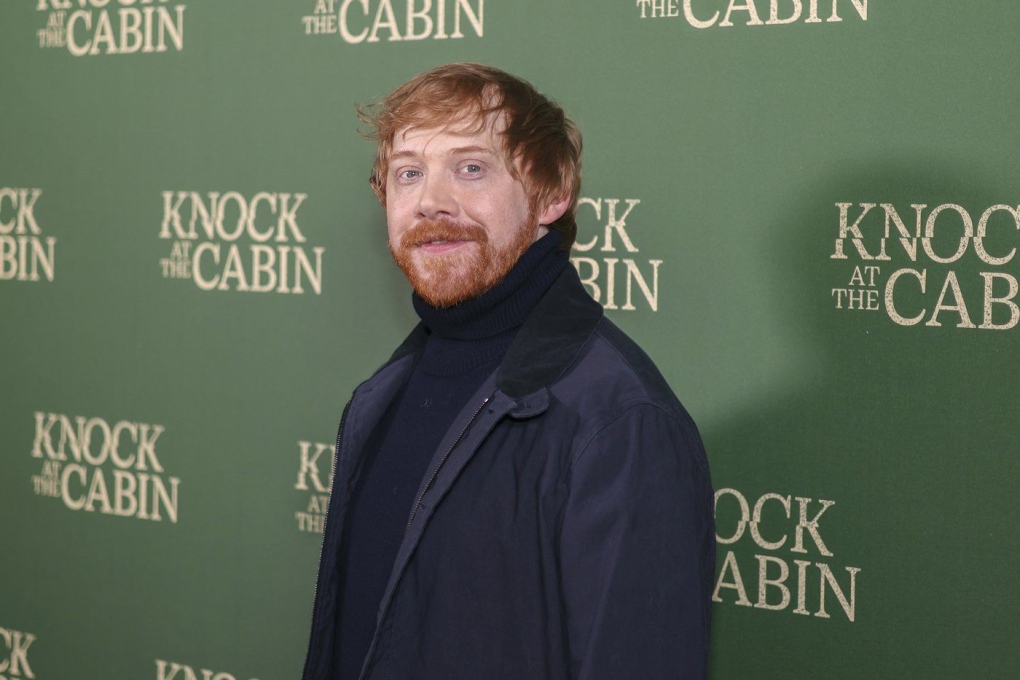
xmin=303 ymin=267 xmax=715 ymax=679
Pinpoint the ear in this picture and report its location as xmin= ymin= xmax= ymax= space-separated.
xmin=537 ymin=195 xmax=571 ymax=226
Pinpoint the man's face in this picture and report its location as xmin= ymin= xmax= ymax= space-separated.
xmin=384 ymin=119 xmax=546 ymax=307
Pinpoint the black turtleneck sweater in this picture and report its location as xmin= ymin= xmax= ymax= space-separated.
xmin=333 ymin=231 xmax=568 ymax=679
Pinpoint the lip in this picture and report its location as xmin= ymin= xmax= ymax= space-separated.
xmin=416 ymin=239 xmax=472 ymax=254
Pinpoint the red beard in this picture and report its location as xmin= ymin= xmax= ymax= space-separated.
xmin=390 ymin=218 xmax=535 ymax=307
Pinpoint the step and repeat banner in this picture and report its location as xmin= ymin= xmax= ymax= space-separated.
xmin=2 ymin=1 xmax=1018 ymax=678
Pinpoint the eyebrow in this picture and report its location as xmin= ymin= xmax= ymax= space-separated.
xmin=389 ymin=145 xmax=498 ymax=161
xmin=446 ymin=145 xmax=497 ymax=156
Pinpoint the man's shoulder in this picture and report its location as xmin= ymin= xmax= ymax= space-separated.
xmin=547 ymin=317 xmax=708 ymax=475
xmin=552 ymin=315 xmax=690 ymax=423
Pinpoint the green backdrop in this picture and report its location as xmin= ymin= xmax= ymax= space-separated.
xmin=2 ymin=1 xmax=1018 ymax=677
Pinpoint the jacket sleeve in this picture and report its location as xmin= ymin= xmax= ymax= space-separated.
xmin=557 ymin=402 xmax=715 ymax=680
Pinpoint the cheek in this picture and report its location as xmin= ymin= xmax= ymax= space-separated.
xmin=385 ymin=201 xmax=408 ymax=236
xmin=385 ymin=186 xmax=407 ymax=217
xmin=384 ymin=219 xmax=404 ymax=253
xmin=474 ymin=188 xmax=523 ymax=221
xmin=500 ymin=185 xmax=532 ymax=221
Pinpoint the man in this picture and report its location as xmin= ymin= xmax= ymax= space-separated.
xmin=303 ymin=63 xmax=715 ymax=680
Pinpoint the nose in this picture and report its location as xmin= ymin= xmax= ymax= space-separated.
xmin=416 ymin=174 xmax=458 ymax=220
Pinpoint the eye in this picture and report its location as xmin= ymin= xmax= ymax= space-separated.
xmin=396 ymin=169 xmax=422 ymax=181
xmin=459 ymin=163 xmax=484 ymax=177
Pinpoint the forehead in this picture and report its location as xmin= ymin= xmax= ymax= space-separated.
xmin=389 ymin=116 xmax=507 ymax=159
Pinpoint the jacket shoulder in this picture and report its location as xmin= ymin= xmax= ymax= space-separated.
xmin=582 ymin=317 xmax=686 ymax=408
xmin=549 ymin=316 xmax=700 ymax=443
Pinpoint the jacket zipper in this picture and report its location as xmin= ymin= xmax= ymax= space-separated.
xmin=303 ymin=398 xmax=351 ymax=677
xmin=403 ymin=395 xmax=491 ymax=539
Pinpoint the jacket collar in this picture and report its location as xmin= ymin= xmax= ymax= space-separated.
xmin=386 ymin=266 xmax=604 ymax=398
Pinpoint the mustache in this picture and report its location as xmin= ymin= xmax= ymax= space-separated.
xmin=400 ymin=220 xmax=488 ymax=249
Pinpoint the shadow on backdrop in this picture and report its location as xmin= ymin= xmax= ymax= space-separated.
xmin=703 ymin=157 xmax=1019 ymax=679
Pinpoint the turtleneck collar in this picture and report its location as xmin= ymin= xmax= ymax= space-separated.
xmin=408 ymin=230 xmax=569 ymax=377
xmin=412 ymin=230 xmax=569 ymax=341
